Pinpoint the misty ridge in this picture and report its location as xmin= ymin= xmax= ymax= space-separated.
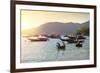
xmin=23 ymin=21 xmax=89 ymax=36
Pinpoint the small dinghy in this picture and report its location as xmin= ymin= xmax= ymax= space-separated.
xmin=76 ymin=41 xmax=82 ymax=48
xmin=76 ymin=43 xmax=82 ymax=47
xmin=56 ymin=41 xmax=65 ymax=50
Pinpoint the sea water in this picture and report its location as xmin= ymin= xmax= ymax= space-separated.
xmin=21 ymin=36 xmax=89 ymax=63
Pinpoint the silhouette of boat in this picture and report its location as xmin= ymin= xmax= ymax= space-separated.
xmin=67 ymin=34 xmax=86 ymax=39
xmin=76 ymin=43 xmax=82 ymax=47
xmin=60 ymin=34 xmax=85 ymax=43
xmin=76 ymin=41 xmax=82 ymax=47
xmin=77 ymin=35 xmax=86 ymax=39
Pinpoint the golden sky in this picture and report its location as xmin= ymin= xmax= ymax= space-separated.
xmin=21 ymin=10 xmax=89 ymax=30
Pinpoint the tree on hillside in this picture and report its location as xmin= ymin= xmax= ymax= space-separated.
xmin=76 ymin=26 xmax=89 ymax=36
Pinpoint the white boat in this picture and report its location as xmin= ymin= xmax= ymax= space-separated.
xmin=28 ymin=35 xmax=48 ymax=42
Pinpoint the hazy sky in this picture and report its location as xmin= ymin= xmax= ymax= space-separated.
xmin=21 ymin=10 xmax=89 ymax=30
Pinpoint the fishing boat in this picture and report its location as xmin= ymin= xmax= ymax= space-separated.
xmin=56 ymin=42 xmax=65 ymax=50
xmin=77 ymin=35 xmax=86 ymax=39
xmin=76 ymin=41 xmax=82 ymax=47
xmin=28 ymin=35 xmax=48 ymax=42
xmin=60 ymin=35 xmax=69 ymax=41
xmin=76 ymin=43 xmax=82 ymax=47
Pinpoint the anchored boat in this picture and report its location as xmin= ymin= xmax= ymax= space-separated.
xmin=28 ymin=35 xmax=48 ymax=42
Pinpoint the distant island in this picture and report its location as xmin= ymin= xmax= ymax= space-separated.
xmin=22 ymin=21 xmax=89 ymax=37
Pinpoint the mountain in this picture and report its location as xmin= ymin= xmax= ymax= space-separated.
xmin=77 ymin=21 xmax=89 ymax=35
xmin=81 ymin=21 xmax=89 ymax=28
xmin=22 ymin=21 xmax=89 ymax=36
xmin=35 ymin=22 xmax=81 ymax=35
